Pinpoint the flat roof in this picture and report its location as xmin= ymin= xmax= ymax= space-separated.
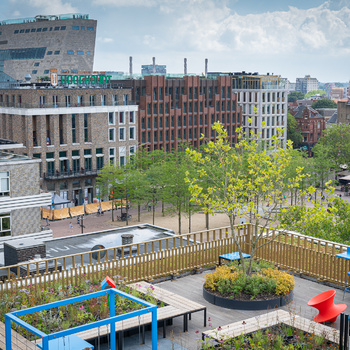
xmin=0 ymin=151 xmax=31 ymax=162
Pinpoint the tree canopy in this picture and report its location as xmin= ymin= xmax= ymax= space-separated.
xmin=311 ymin=98 xmax=337 ymax=109
xmin=287 ymin=111 xmax=303 ymax=147
xmin=305 ymin=90 xmax=327 ymax=98
xmin=288 ymin=91 xmax=305 ymax=103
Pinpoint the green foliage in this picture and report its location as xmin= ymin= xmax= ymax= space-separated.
xmin=311 ymin=98 xmax=337 ymax=109
xmin=186 ymin=122 xmax=307 ymax=275
xmin=304 ymin=89 xmax=327 ymax=98
xmin=287 ymin=111 xmax=303 ymax=147
xmin=288 ymin=91 xmax=305 ymax=103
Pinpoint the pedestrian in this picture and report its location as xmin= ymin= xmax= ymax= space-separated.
xmin=46 ymin=216 xmax=50 ymax=226
xmin=69 ymin=222 xmax=73 ymax=232
xmin=77 ymin=216 xmax=80 ymax=225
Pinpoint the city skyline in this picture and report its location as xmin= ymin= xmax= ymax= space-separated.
xmin=1 ymin=0 xmax=350 ymax=82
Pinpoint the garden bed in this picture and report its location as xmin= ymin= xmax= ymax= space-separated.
xmin=202 ymin=310 xmax=340 ymax=349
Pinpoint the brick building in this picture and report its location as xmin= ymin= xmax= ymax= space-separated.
xmin=289 ymin=105 xmax=326 ymax=155
xmin=0 ymin=13 xmax=96 ymax=81
xmin=337 ymin=100 xmax=350 ymax=125
xmin=0 ymin=149 xmax=51 ymax=237
xmin=116 ymin=74 xmax=242 ymax=151
xmin=0 ymin=85 xmax=138 ymax=204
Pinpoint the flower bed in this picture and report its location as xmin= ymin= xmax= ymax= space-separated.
xmin=203 ymin=261 xmax=294 ymax=309
xmin=201 ymin=323 xmax=338 ymax=349
xmin=0 ymin=276 xmax=161 ymax=339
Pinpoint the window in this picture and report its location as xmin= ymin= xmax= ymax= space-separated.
xmin=67 ymin=50 xmax=74 ymax=55
xmin=129 ymin=126 xmax=135 ymax=140
xmin=84 ymin=114 xmax=90 ymax=142
xmin=20 ymin=29 xmax=24 ymax=33
xmin=31 ymin=28 xmax=36 ymax=33
xmin=32 ymin=70 xmax=37 ymax=74
xmin=90 ymin=95 xmax=95 ymax=106
xmin=130 ymin=146 xmax=135 ymax=154
xmin=87 ymin=27 xmax=94 ymax=31
xmin=61 ymin=26 xmax=66 ymax=30
xmin=119 ymin=128 xmax=125 ymax=141
xmin=47 ymin=51 xmax=53 ymax=55
xmin=43 ymin=27 xmax=48 ymax=32
xmin=44 ymin=70 xmax=49 ymax=74
xmin=0 ymin=213 xmax=10 ymax=237
xmin=25 ymin=29 xmax=30 ymax=33
xmin=109 ymin=148 xmax=115 ymax=164
xmin=120 ymin=156 xmax=125 ymax=167
xmin=130 ymin=111 xmax=135 ymax=123
xmin=14 ymin=30 xmax=19 ymax=34
xmin=54 ymin=50 xmax=60 ymax=55
xmin=87 ymin=51 xmax=91 ymax=55
xmin=77 ymin=51 xmax=84 ymax=55
xmin=34 ymin=62 xmax=39 ymax=67
xmin=72 ymin=26 xmax=79 ymax=30
xmin=72 ymin=114 xmax=77 ymax=143
xmin=109 ymin=128 xmax=115 ymax=141
xmin=109 ymin=112 xmax=115 ymax=125
xmin=0 ymin=172 xmax=10 ymax=197
xmin=97 ymin=155 xmax=103 ymax=170
xmin=119 ymin=112 xmax=125 ymax=124
xmin=54 ymin=26 xmax=60 ymax=31
xmin=36 ymin=28 xmax=42 ymax=32
xmin=101 ymin=95 xmax=106 ymax=106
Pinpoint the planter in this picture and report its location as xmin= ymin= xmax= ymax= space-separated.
xmin=203 ymin=286 xmax=293 ymax=310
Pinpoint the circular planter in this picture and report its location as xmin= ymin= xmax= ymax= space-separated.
xmin=203 ymin=286 xmax=293 ymax=310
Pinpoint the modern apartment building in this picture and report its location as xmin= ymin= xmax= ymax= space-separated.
xmin=0 ymin=13 xmax=96 ymax=81
xmin=0 ymin=150 xmax=51 ymax=237
xmin=116 ymin=74 xmax=242 ymax=151
xmin=231 ymin=72 xmax=288 ymax=147
xmin=295 ymin=75 xmax=319 ymax=94
xmin=0 ymin=84 xmax=138 ymax=205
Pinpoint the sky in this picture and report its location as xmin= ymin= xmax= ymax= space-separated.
xmin=1 ymin=0 xmax=350 ymax=82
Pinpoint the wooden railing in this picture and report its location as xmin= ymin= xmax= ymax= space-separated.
xmin=0 ymin=225 xmax=249 ymax=295
xmin=1 ymin=224 xmax=350 ymax=295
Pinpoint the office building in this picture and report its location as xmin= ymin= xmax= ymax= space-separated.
xmin=0 ymin=13 xmax=96 ymax=81
xmin=116 ymin=74 xmax=242 ymax=151
xmin=0 ymin=83 xmax=138 ymax=205
xmin=295 ymin=75 xmax=319 ymax=94
xmin=231 ymin=72 xmax=288 ymax=147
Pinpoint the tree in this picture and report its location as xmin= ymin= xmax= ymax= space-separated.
xmin=287 ymin=111 xmax=303 ymax=147
xmin=311 ymin=99 xmax=337 ymax=109
xmin=288 ymin=91 xmax=305 ymax=103
xmin=316 ymin=124 xmax=350 ymax=167
xmin=186 ymin=122 xmax=306 ymax=276
xmin=304 ymin=90 xmax=327 ymax=99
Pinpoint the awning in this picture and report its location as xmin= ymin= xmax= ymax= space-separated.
xmin=52 ymin=193 xmax=71 ymax=205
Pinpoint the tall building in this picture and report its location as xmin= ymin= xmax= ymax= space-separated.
xmin=0 ymin=82 xmax=138 ymax=205
xmin=0 ymin=13 xmax=96 ymax=81
xmin=231 ymin=72 xmax=288 ymax=147
xmin=295 ymin=75 xmax=319 ymax=94
xmin=115 ymin=74 xmax=242 ymax=152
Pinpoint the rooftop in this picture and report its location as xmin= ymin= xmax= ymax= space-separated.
xmin=0 ymin=13 xmax=89 ymax=26
xmin=0 ymin=150 xmax=31 ymax=162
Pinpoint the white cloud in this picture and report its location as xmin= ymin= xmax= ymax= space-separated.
xmin=11 ymin=0 xmax=78 ymax=14
xmin=98 ymin=37 xmax=114 ymax=43
xmin=92 ymin=0 xmax=157 ymax=7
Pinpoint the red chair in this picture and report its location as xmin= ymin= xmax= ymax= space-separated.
xmin=307 ymin=290 xmax=347 ymax=323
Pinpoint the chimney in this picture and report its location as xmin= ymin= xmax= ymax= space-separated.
xmin=121 ymin=234 xmax=134 ymax=246
xmin=184 ymin=58 xmax=187 ymax=75
xmin=205 ymin=58 xmax=208 ymax=78
xmin=152 ymin=57 xmax=156 ymax=74
xmin=129 ymin=56 xmax=133 ymax=78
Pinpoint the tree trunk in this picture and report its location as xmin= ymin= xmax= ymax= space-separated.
xmin=111 ymin=201 xmax=114 ymax=222
xmin=138 ymin=204 xmax=141 ymax=222
xmin=152 ymin=204 xmax=155 ymax=225
xmin=162 ymin=201 xmax=165 ymax=216
xmin=206 ymin=212 xmax=209 ymax=230
xmin=188 ymin=205 xmax=191 ymax=234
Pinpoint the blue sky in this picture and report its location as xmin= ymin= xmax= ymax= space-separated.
xmin=1 ymin=0 xmax=350 ymax=82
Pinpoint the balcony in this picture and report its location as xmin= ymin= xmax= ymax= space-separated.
xmin=44 ymin=168 xmax=101 ymax=180
xmin=0 ymin=100 xmax=136 ymax=109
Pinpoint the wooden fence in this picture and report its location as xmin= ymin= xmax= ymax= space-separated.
xmin=1 ymin=224 xmax=350 ymax=295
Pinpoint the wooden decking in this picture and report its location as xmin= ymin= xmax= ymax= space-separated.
xmin=202 ymin=309 xmax=340 ymax=344
xmin=0 ymin=321 xmax=36 ymax=350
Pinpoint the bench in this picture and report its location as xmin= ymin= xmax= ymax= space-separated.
xmin=218 ymin=252 xmax=251 ymax=266
xmin=77 ymin=281 xmax=206 ymax=349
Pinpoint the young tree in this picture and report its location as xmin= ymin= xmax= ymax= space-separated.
xmin=186 ymin=122 xmax=306 ymax=276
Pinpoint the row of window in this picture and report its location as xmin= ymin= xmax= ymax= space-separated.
xmin=72 ymin=26 xmax=94 ymax=31
xmin=109 ymin=146 xmax=135 ymax=167
xmin=14 ymin=26 xmax=66 ymax=34
xmin=237 ymin=91 xmax=287 ymax=103
xmin=108 ymin=111 xmax=135 ymax=125
xmin=108 ymin=127 xmax=135 ymax=142
xmin=141 ymin=126 xmax=237 ymax=143
xmin=67 ymin=50 xmax=91 ymax=55
xmin=0 ymin=47 xmax=46 ymax=61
